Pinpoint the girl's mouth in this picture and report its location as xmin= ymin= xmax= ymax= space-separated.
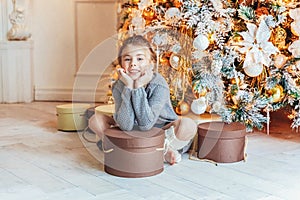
xmin=129 ymin=69 xmax=140 ymax=73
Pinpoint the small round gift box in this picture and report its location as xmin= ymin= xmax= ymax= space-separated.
xmin=56 ymin=103 xmax=90 ymax=131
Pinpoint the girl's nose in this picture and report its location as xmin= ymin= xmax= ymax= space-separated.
xmin=130 ymin=62 xmax=136 ymax=67
xmin=130 ymin=59 xmax=137 ymax=67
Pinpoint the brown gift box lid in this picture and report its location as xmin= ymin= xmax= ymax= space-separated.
xmin=198 ymin=122 xmax=246 ymax=139
xmin=104 ymin=127 xmax=165 ymax=148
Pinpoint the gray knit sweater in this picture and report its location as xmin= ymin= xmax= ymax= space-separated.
xmin=112 ymin=73 xmax=178 ymax=131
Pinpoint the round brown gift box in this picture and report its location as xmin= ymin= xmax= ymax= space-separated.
xmin=103 ymin=127 xmax=165 ymax=178
xmin=197 ymin=122 xmax=246 ymax=163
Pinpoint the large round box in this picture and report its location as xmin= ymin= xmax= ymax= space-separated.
xmin=197 ymin=122 xmax=246 ymax=163
xmin=56 ymin=103 xmax=90 ymax=131
xmin=103 ymin=127 xmax=165 ymax=178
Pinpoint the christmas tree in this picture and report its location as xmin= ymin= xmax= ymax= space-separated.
xmin=115 ymin=0 xmax=300 ymax=131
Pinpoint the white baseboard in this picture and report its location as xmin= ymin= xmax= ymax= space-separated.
xmin=35 ymin=70 xmax=113 ymax=102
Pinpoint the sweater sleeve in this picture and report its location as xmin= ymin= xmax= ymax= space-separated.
xmin=131 ymin=82 xmax=170 ymax=131
xmin=112 ymin=80 xmax=135 ymax=131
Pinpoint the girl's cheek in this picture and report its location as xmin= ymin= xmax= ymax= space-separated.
xmin=121 ymin=65 xmax=128 ymax=73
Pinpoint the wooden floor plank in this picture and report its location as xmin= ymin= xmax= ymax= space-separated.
xmin=93 ymin=189 xmax=145 ymax=200
xmin=163 ymin=161 xmax=271 ymax=200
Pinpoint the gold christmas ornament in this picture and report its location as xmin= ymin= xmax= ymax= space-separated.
xmin=131 ymin=0 xmax=140 ymax=4
xmin=230 ymin=78 xmax=240 ymax=85
xmin=170 ymin=94 xmax=176 ymax=102
xmin=160 ymin=56 xmax=169 ymax=66
xmin=267 ymin=84 xmax=285 ymax=103
xmin=175 ymin=101 xmax=190 ymax=115
xmin=232 ymin=35 xmax=243 ymax=43
xmin=192 ymin=81 xmax=207 ymax=98
xmin=170 ymin=88 xmax=174 ymax=95
xmin=274 ymin=54 xmax=287 ymax=69
xmin=173 ymin=0 xmax=182 ymax=8
xmin=142 ymin=7 xmax=156 ymax=21
xmin=272 ymin=26 xmax=287 ymax=49
xmin=255 ymin=7 xmax=269 ymax=17
xmin=160 ymin=52 xmax=171 ymax=67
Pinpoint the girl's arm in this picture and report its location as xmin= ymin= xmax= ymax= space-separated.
xmin=112 ymin=80 xmax=135 ymax=131
xmin=131 ymin=83 xmax=170 ymax=131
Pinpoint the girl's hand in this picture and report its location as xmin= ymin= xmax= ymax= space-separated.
xmin=117 ymin=68 xmax=134 ymax=89
xmin=134 ymin=68 xmax=153 ymax=88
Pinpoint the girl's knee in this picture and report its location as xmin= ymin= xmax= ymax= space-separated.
xmin=181 ymin=118 xmax=197 ymax=131
xmin=175 ymin=117 xmax=197 ymax=140
xmin=88 ymin=113 xmax=115 ymax=137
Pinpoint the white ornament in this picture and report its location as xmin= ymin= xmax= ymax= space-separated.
xmin=288 ymin=40 xmax=300 ymax=58
xmin=289 ymin=8 xmax=300 ymax=20
xmin=193 ymin=34 xmax=209 ymax=50
xmin=291 ymin=22 xmax=300 ymax=37
xmin=243 ymin=64 xmax=263 ymax=77
xmin=289 ymin=8 xmax=300 ymax=36
xmin=191 ymin=97 xmax=207 ymax=115
xmin=165 ymin=7 xmax=181 ymax=20
xmin=212 ymin=101 xmax=222 ymax=112
xmin=274 ymin=54 xmax=287 ymax=69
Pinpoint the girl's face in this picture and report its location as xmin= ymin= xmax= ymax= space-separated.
xmin=120 ymin=44 xmax=153 ymax=80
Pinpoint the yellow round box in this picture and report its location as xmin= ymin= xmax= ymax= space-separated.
xmin=56 ymin=103 xmax=90 ymax=131
xmin=95 ymin=104 xmax=115 ymax=117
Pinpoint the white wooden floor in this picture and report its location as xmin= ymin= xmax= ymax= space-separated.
xmin=1 ymin=102 xmax=300 ymax=200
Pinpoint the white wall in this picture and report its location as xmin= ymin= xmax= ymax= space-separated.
xmin=32 ymin=0 xmax=76 ymax=100
xmin=32 ymin=0 xmax=118 ymax=102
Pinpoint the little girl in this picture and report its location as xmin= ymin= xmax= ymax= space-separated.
xmin=89 ymin=35 xmax=197 ymax=165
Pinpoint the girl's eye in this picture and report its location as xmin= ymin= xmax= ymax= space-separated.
xmin=137 ymin=57 xmax=144 ymax=61
xmin=124 ymin=58 xmax=131 ymax=62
